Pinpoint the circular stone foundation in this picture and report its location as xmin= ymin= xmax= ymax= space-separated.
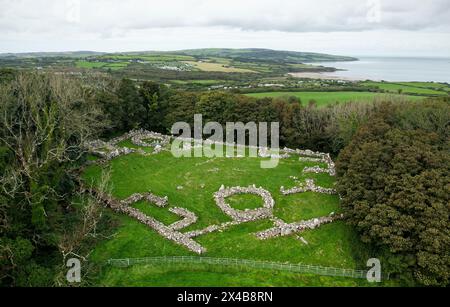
xmin=214 ymin=186 xmax=275 ymax=222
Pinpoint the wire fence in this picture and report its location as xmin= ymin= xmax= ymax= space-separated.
xmin=107 ymin=256 xmax=388 ymax=280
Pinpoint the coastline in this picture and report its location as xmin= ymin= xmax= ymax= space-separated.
xmin=288 ymin=72 xmax=367 ymax=81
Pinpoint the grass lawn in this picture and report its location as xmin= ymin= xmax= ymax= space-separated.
xmin=82 ymin=146 xmax=396 ymax=286
xmin=245 ymin=91 xmax=421 ymax=107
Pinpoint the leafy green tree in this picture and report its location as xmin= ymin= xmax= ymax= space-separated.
xmin=117 ymin=78 xmax=146 ymax=130
xmin=162 ymin=91 xmax=199 ymax=132
xmin=0 ymin=73 xmax=106 ymax=286
xmin=196 ymin=91 xmax=238 ymax=124
xmin=336 ymin=102 xmax=450 ymax=286
xmin=140 ymin=81 xmax=166 ymax=131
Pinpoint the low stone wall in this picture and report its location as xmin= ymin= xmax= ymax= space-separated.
xmin=185 ymin=221 xmax=242 ymax=238
xmin=281 ymin=179 xmax=337 ymax=195
xmin=84 ymin=187 xmax=205 ymax=254
xmin=168 ymin=207 xmax=198 ymax=231
xmin=108 ymin=129 xmax=170 ymax=147
xmin=85 ymin=131 xmax=337 ymax=175
xmin=214 ymin=185 xmax=275 ymax=223
xmin=85 ymin=129 xmax=171 ymax=162
xmin=303 ymin=166 xmax=335 ymax=175
xmin=121 ymin=192 xmax=169 ymax=208
xmin=299 ymin=157 xmax=326 ymax=163
xmin=115 ymin=202 xmax=205 ymax=254
xmin=256 ymin=213 xmax=344 ymax=240
xmin=129 ymin=129 xmax=170 ymax=148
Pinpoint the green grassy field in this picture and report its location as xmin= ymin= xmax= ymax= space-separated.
xmin=170 ymin=79 xmax=223 ymax=85
xmin=362 ymin=81 xmax=449 ymax=96
xmin=99 ymin=263 xmax=375 ymax=287
xmin=245 ymin=91 xmax=421 ymax=107
xmin=82 ymin=143 xmax=395 ymax=287
xmin=75 ymin=60 xmax=129 ymax=70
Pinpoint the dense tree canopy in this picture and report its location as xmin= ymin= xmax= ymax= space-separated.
xmin=336 ymin=101 xmax=450 ymax=286
xmin=0 ymin=73 xmax=110 ymax=286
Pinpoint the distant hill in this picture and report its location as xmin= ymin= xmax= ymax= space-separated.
xmin=0 ymin=51 xmax=105 ymax=59
xmin=0 ymin=48 xmax=357 ymax=63
xmin=173 ymin=48 xmax=357 ymax=63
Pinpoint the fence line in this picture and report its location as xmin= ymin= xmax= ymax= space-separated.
xmin=107 ymin=256 xmax=386 ymax=280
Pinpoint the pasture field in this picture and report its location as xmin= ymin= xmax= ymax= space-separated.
xmin=184 ymin=61 xmax=257 ymax=73
xmin=391 ymin=82 xmax=450 ymax=90
xmin=362 ymin=81 xmax=449 ymax=96
xmin=75 ymin=60 xmax=129 ymax=70
xmin=75 ymin=60 xmax=107 ymax=69
xmin=82 ymin=143 xmax=396 ymax=287
xmin=99 ymin=54 xmax=196 ymax=62
xmin=245 ymin=91 xmax=421 ymax=107
xmin=170 ymin=79 xmax=223 ymax=85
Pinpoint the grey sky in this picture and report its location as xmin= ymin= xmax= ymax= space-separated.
xmin=1 ymin=0 xmax=450 ymax=56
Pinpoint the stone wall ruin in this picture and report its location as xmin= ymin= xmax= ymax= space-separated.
xmin=84 ymin=130 xmax=342 ymax=253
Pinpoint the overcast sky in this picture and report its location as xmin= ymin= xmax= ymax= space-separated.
xmin=1 ymin=0 xmax=450 ymax=57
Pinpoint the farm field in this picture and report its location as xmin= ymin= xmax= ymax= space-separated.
xmin=362 ymin=81 xmax=450 ymax=96
xmin=184 ymin=61 xmax=257 ymax=73
xmin=82 ymin=140 xmax=395 ymax=287
xmin=245 ymin=91 xmax=422 ymax=107
xmin=75 ymin=60 xmax=129 ymax=70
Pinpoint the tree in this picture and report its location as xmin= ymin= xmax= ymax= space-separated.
xmin=196 ymin=91 xmax=238 ymax=124
xmin=0 ymin=72 xmax=106 ymax=286
xmin=336 ymin=102 xmax=450 ymax=286
xmin=117 ymin=78 xmax=146 ymax=130
xmin=162 ymin=91 xmax=199 ymax=132
xmin=140 ymin=81 xmax=166 ymax=131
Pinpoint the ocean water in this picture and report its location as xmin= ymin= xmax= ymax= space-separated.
xmin=309 ymin=57 xmax=450 ymax=83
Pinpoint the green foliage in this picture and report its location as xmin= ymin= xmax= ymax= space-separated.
xmin=140 ymin=81 xmax=167 ymax=131
xmin=15 ymin=262 xmax=55 ymax=287
xmin=0 ymin=146 xmax=13 ymax=172
xmin=336 ymin=101 xmax=450 ymax=286
xmin=0 ymin=72 xmax=110 ymax=286
xmin=116 ymin=79 xmax=146 ymax=130
xmin=245 ymin=91 xmax=422 ymax=107
xmin=0 ymin=68 xmax=17 ymax=84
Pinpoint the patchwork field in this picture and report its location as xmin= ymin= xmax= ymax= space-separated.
xmin=245 ymin=91 xmax=421 ymax=107
xmin=82 ymin=134 xmax=395 ymax=287
xmin=184 ymin=61 xmax=257 ymax=73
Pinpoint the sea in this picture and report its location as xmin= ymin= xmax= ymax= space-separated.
xmin=308 ymin=56 xmax=450 ymax=83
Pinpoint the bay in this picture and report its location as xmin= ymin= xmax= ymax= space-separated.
xmin=308 ymin=56 xmax=450 ymax=83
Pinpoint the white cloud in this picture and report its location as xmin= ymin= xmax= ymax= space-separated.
xmin=0 ymin=0 xmax=449 ymax=56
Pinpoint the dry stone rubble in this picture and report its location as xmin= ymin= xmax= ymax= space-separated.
xmin=214 ymin=185 xmax=275 ymax=223
xmin=281 ymin=179 xmax=337 ymax=195
xmin=256 ymin=213 xmax=344 ymax=240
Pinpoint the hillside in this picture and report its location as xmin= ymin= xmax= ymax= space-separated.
xmin=0 ymin=51 xmax=104 ymax=59
xmin=0 ymin=48 xmax=356 ymax=63
xmin=175 ymin=48 xmax=358 ymax=63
